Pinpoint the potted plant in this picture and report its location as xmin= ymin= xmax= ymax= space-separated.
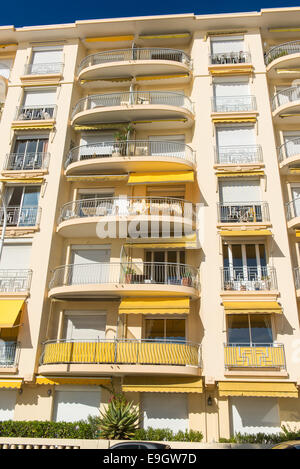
xmin=124 ymin=266 xmax=136 ymax=284
xmin=182 ymin=271 xmax=192 ymax=286
xmin=113 ymin=124 xmax=133 ymax=156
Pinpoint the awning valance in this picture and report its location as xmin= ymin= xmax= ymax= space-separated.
xmin=223 ymin=301 xmax=282 ymax=315
xmin=66 ymin=175 xmax=128 ymax=182
xmin=119 ymin=297 xmax=190 ymax=315
xmin=216 ymin=171 xmax=264 ymax=177
xmin=124 ymin=233 xmax=198 ymax=249
xmin=123 ymin=376 xmax=203 ymax=393
xmin=0 ymin=300 xmax=24 ymax=328
xmin=128 ymin=171 xmax=194 ymax=185
xmin=0 ymin=178 xmax=43 ymax=184
xmin=0 ymin=379 xmax=22 ymax=389
xmin=36 ymin=376 xmax=111 ymax=386
xmin=218 ymin=381 xmax=298 ymax=398
xmin=220 ymin=230 xmax=272 ymax=237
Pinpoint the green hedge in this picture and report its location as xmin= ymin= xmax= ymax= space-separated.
xmin=133 ymin=427 xmax=203 ymax=442
xmin=0 ymin=419 xmax=99 ymax=439
xmin=219 ymin=425 xmax=300 ymax=445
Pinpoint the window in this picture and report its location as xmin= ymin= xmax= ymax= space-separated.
xmin=227 ymin=314 xmax=273 ymax=346
xmin=70 ymin=245 xmax=111 ymax=285
xmin=0 ymin=241 xmax=32 ymax=292
xmin=213 ymin=78 xmax=253 ymax=112
xmin=219 ymin=179 xmax=262 ymax=223
xmin=0 ymin=59 xmax=13 ymax=80
xmin=3 ymin=186 xmax=40 ymax=227
xmin=62 ymin=312 xmax=107 ymax=341
xmin=8 ymin=135 xmax=49 ymax=170
xmin=52 ymin=387 xmax=101 ymax=422
xmin=291 ymin=185 xmax=300 ymax=218
xmin=282 ymin=131 xmax=300 ymax=158
xmin=145 ymin=317 xmax=186 ymax=343
xmin=216 ymin=125 xmax=257 ymax=164
xmin=210 ymin=36 xmax=247 ymax=64
xmin=79 ymin=132 xmax=115 ymax=158
xmin=145 ymin=250 xmax=186 ymax=284
xmin=19 ymin=88 xmax=56 ymax=120
xmin=29 ymin=46 xmax=63 ymax=75
xmin=77 ymin=189 xmax=115 ymax=217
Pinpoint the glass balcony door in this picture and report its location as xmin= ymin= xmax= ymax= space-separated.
xmin=144 ymin=317 xmax=186 ymax=343
xmin=291 ymin=186 xmax=300 ymax=218
xmin=227 ymin=314 xmax=273 ymax=347
xmin=145 ymin=250 xmax=185 ymax=284
xmin=4 ymin=186 xmax=40 ymax=227
xmin=12 ymin=137 xmax=48 ymax=170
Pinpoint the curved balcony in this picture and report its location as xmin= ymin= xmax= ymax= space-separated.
xmin=57 ymin=196 xmax=195 ymax=237
xmin=265 ymin=42 xmax=300 ymax=78
xmin=285 ymin=198 xmax=300 ymax=229
xmin=65 ymin=140 xmax=195 ymax=175
xmin=272 ymin=86 xmax=300 ymax=124
xmin=77 ymin=48 xmax=192 ymax=81
xmin=224 ymin=343 xmax=286 ymax=370
xmin=221 ymin=266 xmax=277 ymax=292
xmin=71 ymin=91 xmax=194 ymax=129
xmin=215 ymin=145 xmax=263 ymax=167
xmin=278 ymin=138 xmax=300 ymax=171
xmin=48 ymin=262 xmax=200 ymax=299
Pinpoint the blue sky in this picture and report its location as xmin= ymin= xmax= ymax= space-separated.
xmin=0 ymin=0 xmax=299 ymax=27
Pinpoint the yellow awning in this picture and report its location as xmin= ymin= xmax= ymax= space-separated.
xmin=212 ymin=118 xmax=257 ymax=124
xmin=119 ymin=297 xmax=190 ymax=315
xmin=139 ymin=33 xmax=190 ymax=40
xmin=223 ymin=301 xmax=282 ymax=314
xmin=85 ymin=35 xmax=135 ymax=42
xmin=220 ymin=230 xmax=272 ymax=237
xmin=66 ymin=175 xmax=128 ymax=182
xmin=136 ymin=74 xmax=189 ymax=81
xmin=0 ymin=300 xmax=24 ymax=328
xmin=128 ymin=171 xmax=194 ymax=184
xmin=0 ymin=178 xmax=43 ymax=184
xmin=11 ymin=123 xmax=54 ymax=130
xmin=216 ymin=171 xmax=264 ymax=177
xmin=123 ymin=376 xmax=203 ymax=393
xmin=73 ymin=123 xmax=126 ymax=131
xmin=124 ymin=233 xmax=198 ymax=249
xmin=0 ymin=379 xmax=22 ymax=389
xmin=36 ymin=376 xmax=111 ymax=386
xmin=218 ymin=381 xmax=298 ymax=398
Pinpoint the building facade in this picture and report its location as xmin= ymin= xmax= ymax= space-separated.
xmin=0 ymin=7 xmax=300 ymax=441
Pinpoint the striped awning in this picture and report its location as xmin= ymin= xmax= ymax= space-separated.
xmin=0 ymin=379 xmax=22 ymax=389
xmin=218 ymin=381 xmax=298 ymax=398
xmin=122 ymin=376 xmax=203 ymax=393
xmin=119 ymin=297 xmax=190 ymax=315
xmin=223 ymin=301 xmax=282 ymax=314
xmin=36 ymin=376 xmax=111 ymax=386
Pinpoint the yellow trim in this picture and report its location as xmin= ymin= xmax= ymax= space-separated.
xmin=124 ymin=233 xmax=197 ymax=249
xmin=212 ymin=117 xmax=257 ymax=124
xmin=276 ymin=69 xmax=300 ymax=74
xmin=0 ymin=178 xmax=43 ymax=184
xmin=218 ymin=381 xmax=298 ymax=398
xmin=0 ymin=380 xmax=22 ymax=389
xmin=223 ymin=301 xmax=282 ymax=314
xmin=269 ymin=28 xmax=300 ymax=32
xmin=209 ymin=67 xmax=253 ymax=76
xmin=136 ymin=74 xmax=189 ymax=81
xmin=128 ymin=171 xmax=194 ymax=184
xmin=36 ymin=376 xmax=111 ymax=386
xmin=122 ymin=376 xmax=203 ymax=393
xmin=11 ymin=123 xmax=54 ymax=130
xmin=131 ymin=119 xmax=188 ymax=124
xmin=289 ymin=168 xmax=300 ymax=174
xmin=139 ymin=33 xmax=190 ymax=40
xmin=85 ymin=35 xmax=135 ymax=42
xmin=0 ymin=44 xmax=17 ymax=48
xmin=295 ymin=230 xmax=300 ymax=238
xmin=119 ymin=297 xmax=190 ymax=315
xmin=73 ymin=123 xmax=126 ymax=131
xmin=66 ymin=175 xmax=128 ymax=182
xmin=206 ymin=31 xmax=247 ymax=38
xmin=0 ymin=300 xmax=24 ymax=328
xmin=220 ymin=230 xmax=272 ymax=237
xmin=216 ymin=171 xmax=264 ymax=177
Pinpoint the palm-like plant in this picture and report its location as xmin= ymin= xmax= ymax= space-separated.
xmin=98 ymin=394 xmax=140 ymax=440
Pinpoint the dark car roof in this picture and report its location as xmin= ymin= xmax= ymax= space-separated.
xmin=110 ymin=441 xmax=170 ymax=449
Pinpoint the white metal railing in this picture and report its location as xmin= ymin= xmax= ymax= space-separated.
xmin=212 ymin=95 xmax=257 ymax=113
xmin=49 ymin=262 xmax=199 ymax=290
xmin=217 ymin=201 xmax=269 ymax=223
xmin=78 ymin=48 xmax=192 ymax=73
xmin=0 ymin=206 xmax=41 ymax=227
xmin=265 ymin=41 xmax=300 ymax=65
xmin=71 ymin=91 xmax=194 ymax=119
xmin=286 ymin=197 xmax=300 ymax=221
xmin=224 ymin=343 xmax=286 ymax=369
xmin=4 ymin=152 xmax=50 ymax=171
xmin=278 ymin=138 xmax=300 ymax=163
xmin=0 ymin=270 xmax=32 ymax=292
xmin=65 ymin=140 xmax=195 ymax=168
xmin=58 ymin=197 xmax=195 ymax=224
xmin=24 ymin=63 xmax=64 ymax=75
xmin=272 ymin=86 xmax=300 ymax=111
xmin=15 ymin=105 xmax=57 ymax=121
xmin=209 ymin=51 xmax=251 ymax=65
xmin=221 ymin=266 xmax=277 ymax=291
xmin=215 ymin=145 xmax=263 ymax=165
xmin=0 ymin=342 xmax=19 ymax=367
xmin=40 ymin=338 xmax=201 ymax=367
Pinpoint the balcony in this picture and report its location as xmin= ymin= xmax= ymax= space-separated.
xmin=15 ymin=105 xmax=57 ymax=121
xmin=48 ymin=262 xmax=200 ymax=299
xmin=77 ymin=48 xmax=192 ymax=82
xmin=224 ymin=343 xmax=286 ymax=370
xmin=265 ymin=41 xmax=300 ymax=78
xmin=0 ymin=341 xmax=19 ymax=369
xmin=212 ymin=95 xmax=257 ymax=113
xmin=272 ymin=87 xmax=300 ymax=124
xmin=71 ymin=91 xmax=194 ymax=129
xmin=221 ymin=266 xmax=277 ymax=292
xmin=57 ymin=197 xmax=195 ymax=237
xmin=3 ymin=152 xmax=50 ymax=172
xmin=278 ymin=138 xmax=300 ymax=171
xmin=65 ymin=140 xmax=195 ymax=175
xmin=0 ymin=206 xmax=41 ymax=228
xmin=285 ymin=198 xmax=300 ymax=230
xmin=0 ymin=270 xmax=32 ymax=293
xmin=209 ymin=51 xmax=251 ymax=65
xmin=217 ymin=202 xmax=270 ymax=226
xmin=23 ymin=63 xmax=64 ymax=76
xmin=214 ymin=145 xmax=263 ymax=168
xmin=294 ymin=267 xmax=300 ymax=295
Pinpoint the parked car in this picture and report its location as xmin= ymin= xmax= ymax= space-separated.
xmin=110 ymin=441 xmax=171 ymax=450
xmin=272 ymin=440 xmax=300 ymax=449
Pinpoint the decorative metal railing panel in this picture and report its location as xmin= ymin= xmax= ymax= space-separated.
xmin=0 ymin=270 xmax=32 ymax=292
xmin=15 ymin=105 xmax=57 ymax=121
xmin=221 ymin=266 xmax=277 ymax=291
xmin=272 ymin=86 xmax=300 ymax=111
xmin=24 ymin=63 xmax=64 ymax=75
xmin=217 ymin=201 xmax=269 ymax=223
xmin=0 ymin=341 xmax=19 ymax=367
xmin=224 ymin=343 xmax=286 ymax=369
xmin=4 ymin=152 xmax=50 ymax=171
xmin=215 ymin=145 xmax=263 ymax=165
xmin=210 ymin=51 xmax=251 ymax=65
xmin=0 ymin=206 xmax=41 ymax=227
xmin=212 ymin=95 xmax=257 ymax=113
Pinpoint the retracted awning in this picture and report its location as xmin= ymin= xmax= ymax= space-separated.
xmin=220 ymin=230 xmax=272 ymax=237
xmin=128 ymin=171 xmax=194 ymax=184
xmin=0 ymin=179 xmax=44 ymax=184
xmin=122 ymin=376 xmax=203 ymax=393
xmin=218 ymin=381 xmax=298 ymax=398
xmin=223 ymin=301 xmax=282 ymax=314
xmin=36 ymin=376 xmax=111 ymax=386
xmin=0 ymin=379 xmax=22 ymax=389
xmin=0 ymin=300 xmax=24 ymax=328
xmin=66 ymin=175 xmax=128 ymax=182
xmin=124 ymin=233 xmax=198 ymax=249
xmin=216 ymin=171 xmax=264 ymax=177
xmin=119 ymin=297 xmax=190 ymax=315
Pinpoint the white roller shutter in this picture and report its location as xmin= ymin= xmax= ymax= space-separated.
xmin=79 ymin=133 xmax=115 ymax=157
xmin=292 ymin=186 xmax=300 ymax=217
xmin=231 ymin=397 xmax=281 ymax=435
xmin=31 ymin=48 xmax=62 ymax=65
xmin=216 ymin=126 xmax=255 ymax=147
xmin=71 ymin=247 xmax=111 ymax=284
xmin=142 ymin=393 xmax=188 ymax=433
xmin=149 ymin=134 xmax=185 ymax=158
xmin=0 ymin=243 xmax=32 ymax=270
xmin=53 ymin=388 xmax=101 ymax=422
xmin=214 ymin=81 xmax=249 ymax=97
xmin=23 ymin=89 xmax=56 ymax=106
xmin=219 ymin=179 xmax=260 ymax=203
xmin=0 ymin=390 xmax=16 ymax=420
xmin=0 ymin=59 xmax=13 ymax=79
xmin=211 ymin=37 xmax=244 ymax=54
xmin=64 ymin=314 xmax=106 ymax=340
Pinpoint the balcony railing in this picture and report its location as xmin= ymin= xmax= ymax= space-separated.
xmin=272 ymin=86 xmax=300 ymax=111
xmin=78 ymin=48 xmax=192 ymax=73
xmin=65 ymin=140 xmax=195 ymax=168
xmin=278 ymin=138 xmax=300 ymax=163
xmin=294 ymin=267 xmax=300 ymax=290
xmin=4 ymin=152 xmax=50 ymax=171
xmin=224 ymin=343 xmax=286 ymax=369
xmin=209 ymin=51 xmax=251 ymax=65
xmin=40 ymin=338 xmax=201 ymax=367
xmin=217 ymin=202 xmax=269 ymax=223
xmin=215 ymin=145 xmax=263 ymax=165
xmin=0 ymin=270 xmax=32 ymax=292
xmin=49 ymin=262 xmax=199 ymax=290
xmin=0 ymin=341 xmax=20 ymax=367
xmin=24 ymin=63 xmax=64 ymax=75
xmin=265 ymin=41 xmax=300 ymax=65
xmin=285 ymin=197 xmax=300 ymax=221
xmin=212 ymin=95 xmax=257 ymax=113
xmin=221 ymin=266 xmax=277 ymax=291
xmin=0 ymin=206 xmax=41 ymax=227
xmin=15 ymin=105 xmax=57 ymax=121
xmin=58 ymin=197 xmax=195 ymax=224
xmin=71 ymin=91 xmax=194 ymax=119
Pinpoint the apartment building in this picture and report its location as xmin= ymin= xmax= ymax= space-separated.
xmin=0 ymin=7 xmax=300 ymax=441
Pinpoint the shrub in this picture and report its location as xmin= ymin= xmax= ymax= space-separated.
xmin=0 ymin=420 xmax=97 ymax=439
xmin=219 ymin=425 xmax=300 ymax=445
xmin=98 ymin=393 xmax=139 ymax=440
xmin=133 ymin=427 xmax=203 ymax=442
